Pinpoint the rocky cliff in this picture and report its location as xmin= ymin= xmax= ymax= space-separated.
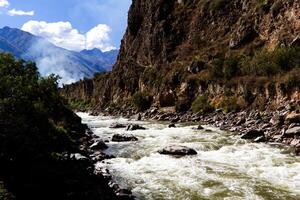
xmin=61 ymin=0 xmax=300 ymax=112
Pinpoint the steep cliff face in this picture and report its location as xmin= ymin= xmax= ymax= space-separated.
xmin=62 ymin=0 xmax=300 ymax=111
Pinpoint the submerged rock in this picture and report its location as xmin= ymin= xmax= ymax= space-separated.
xmin=158 ymin=145 xmax=197 ymax=156
xmin=126 ymin=124 xmax=146 ymax=131
xmin=112 ymin=134 xmax=138 ymax=142
xmin=241 ymin=129 xmax=264 ymax=140
xmin=197 ymin=125 xmax=204 ymax=130
xmin=109 ymin=122 xmax=127 ymax=129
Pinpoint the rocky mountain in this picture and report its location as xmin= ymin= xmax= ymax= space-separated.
xmin=80 ymin=48 xmax=118 ymax=71
xmin=0 ymin=26 xmax=118 ymax=84
xmin=62 ymin=0 xmax=299 ymax=112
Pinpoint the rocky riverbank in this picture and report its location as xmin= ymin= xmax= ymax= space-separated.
xmin=86 ymin=99 xmax=300 ymax=156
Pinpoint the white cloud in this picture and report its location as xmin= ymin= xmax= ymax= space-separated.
xmin=21 ymin=20 xmax=116 ymax=52
xmin=8 ymin=9 xmax=34 ymax=16
xmin=86 ymin=24 xmax=116 ymax=52
xmin=0 ymin=0 xmax=9 ymax=7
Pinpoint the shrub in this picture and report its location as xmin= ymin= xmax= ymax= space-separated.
xmin=131 ymin=91 xmax=152 ymax=111
xmin=223 ymin=56 xmax=240 ymax=79
xmin=208 ymin=58 xmax=224 ymax=79
xmin=191 ymin=95 xmax=214 ymax=114
xmin=175 ymin=98 xmax=191 ymax=112
xmin=218 ymin=96 xmax=240 ymax=113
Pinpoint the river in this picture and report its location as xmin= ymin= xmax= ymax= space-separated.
xmin=78 ymin=112 xmax=300 ymax=200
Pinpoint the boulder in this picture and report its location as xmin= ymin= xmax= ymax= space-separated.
xmin=285 ymin=126 xmax=300 ymax=137
xmin=112 ymin=134 xmax=138 ymax=142
xmin=126 ymin=124 xmax=146 ymax=131
xmin=90 ymin=140 xmax=108 ymax=150
xmin=158 ymin=145 xmax=197 ymax=156
xmin=241 ymin=129 xmax=264 ymax=140
xmin=285 ymin=112 xmax=300 ymax=124
xmin=109 ymin=123 xmax=127 ymax=129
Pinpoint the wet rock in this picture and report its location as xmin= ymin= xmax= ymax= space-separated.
xmin=109 ymin=123 xmax=127 ymax=129
xmin=168 ymin=123 xmax=176 ymax=128
xmin=70 ymin=153 xmax=89 ymax=161
xmin=285 ymin=126 xmax=300 ymax=137
xmin=112 ymin=134 xmax=138 ymax=142
xmin=158 ymin=145 xmax=197 ymax=156
xmin=197 ymin=125 xmax=204 ymax=130
xmin=135 ymin=113 xmax=142 ymax=121
xmin=126 ymin=124 xmax=146 ymax=131
xmin=254 ymin=136 xmax=266 ymax=143
xmin=241 ymin=129 xmax=264 ymax=140
xmin=285 ymin=112 xmax=300 ymax=124
xmin=90 ymin=140 xmax=108 ymax=150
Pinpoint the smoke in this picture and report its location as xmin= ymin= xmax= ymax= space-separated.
xmin=22 ymin=39 xmax=90 ymax=85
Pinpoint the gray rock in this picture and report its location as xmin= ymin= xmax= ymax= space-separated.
xmin=112 ymin=134 xmax=138 ymax=142
xmin=158 ymin=145 xmax=197 ymax=156
xmin=90 ymin=140 xmax=108 ymax=150
xmin=109 ymin=123 xmax=127 ymax=129
xmin=285 ymin=126 xmax=300 ymax=137
xmin=241 ymin=129 xmax=264 ymax=140
xmin=126 ymin=124 xmax=146 ymax=131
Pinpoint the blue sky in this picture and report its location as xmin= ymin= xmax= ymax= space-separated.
xmin=0 ymin=0 xmax=132 ymax=51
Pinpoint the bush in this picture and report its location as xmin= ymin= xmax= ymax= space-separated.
xmin=218 ymin=96 xmax=240 ymax=113
xmin=191 ymin=95 xmax=214 ymax=114
xmin=131 ymin=91 xmax=152 ymax=111
xmin=175 ymin=98 xmax=191 ymax=112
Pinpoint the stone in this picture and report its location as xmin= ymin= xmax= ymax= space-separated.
xmin=197 ymin=125 xmax=204 ymax=130
xmin=254 ymin=136 xmax=266 ymax=143
xmin=269 ymin=115 xmax=284 ymax=126
xmin=158 ymin=145 xmax=197 ymax=156
xmin=285 ymin=112 xmax=300 ymax=124
xmin=112 ymin=134 xmax=138 ymax=142
xmin=109 ymin=123 xmax=127 ymax=129
xmin=241 ymin=129 xmax=264 ymax=140
xmin=90 ymin=140 xmax=108 ymax=150
xmin=135 ymin=113 xmax=142 ymax=121
xmin=285 ymin=126 xmax=300 ymax=137
xmin=126 ymin=124 xmax=146 ymax=131
xmin=168 ymin=123 xmax=176 ymax=128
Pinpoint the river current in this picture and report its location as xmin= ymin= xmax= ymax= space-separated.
xmin=78 ymin=112 xmax=300 ymax=200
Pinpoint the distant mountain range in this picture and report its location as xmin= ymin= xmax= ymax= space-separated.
xmin=0 ymin=26 xmax=118 ymax=84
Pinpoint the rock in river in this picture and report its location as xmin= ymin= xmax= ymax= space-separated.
xmin=112 ymin=134 xmax=138 ymax=142
xmin=126 ymin=124 xmax=146 ymax=131
xmin=90 ymin=140 xmax=108 ymax=150
xmin=241 ymin=129 xmax=264 ymax=140
xmin=109 ymin=122 xmax=127 ymax=129
xmin=158 ymin=145 xmax=197 ymax=156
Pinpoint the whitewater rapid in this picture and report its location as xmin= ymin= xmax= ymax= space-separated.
xmin=78 ymin=112 xmax=300 ymax=200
